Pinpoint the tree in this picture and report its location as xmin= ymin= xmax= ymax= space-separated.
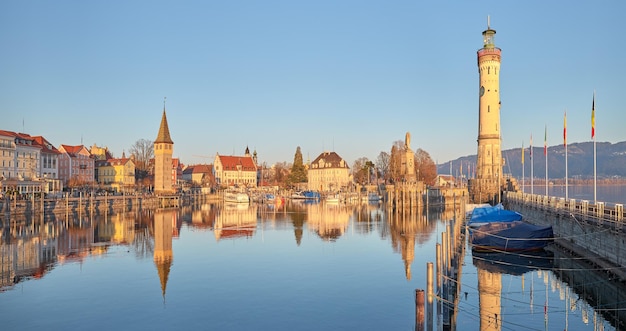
xmin=352 ymin=157 xmax=369 ymax=184
xmin=129 ymin=139 xmax=154 ymax=181
xmin=274 ymin=162 xmax=291 ymax=187
xmin=389 ymin=140 xmax=404 ymax=182
xmin=415 ymin=148 xmax=437 ymax=186
xmin=376 ymin=151 xmax=390 ymax=183
xmin=288 ymin=146 xmax=307 ymax=186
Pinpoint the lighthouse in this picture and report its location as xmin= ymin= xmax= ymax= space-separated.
xmin=470 ymin=18 xmax=503 ymax=204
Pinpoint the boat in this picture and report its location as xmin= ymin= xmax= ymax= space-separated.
xmin=290 ymin=190 xmax=321 ymax=201
xmin=224 ymin=190 xmax=250 ymax=203
xmin=471 ymin=221 xmax=553 ymax=252
xmin=361 ymin=192 xmax=381 ymax=203
xmin=325 ymin=194 xmax=341 ymax=204
xmin=467 ymin=203 xmax=523 ymax=228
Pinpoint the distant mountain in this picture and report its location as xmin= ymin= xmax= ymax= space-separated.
xmin=438 ymin=141 xmax=626 ymax=179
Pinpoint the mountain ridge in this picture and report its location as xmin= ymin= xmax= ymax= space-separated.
xmin=438 ymin=141 xmax=626 ymax=179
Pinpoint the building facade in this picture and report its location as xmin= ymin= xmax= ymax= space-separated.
xmin=95 ymin=157 xmax=136 ymax=192
xmin=0 ymin=130 xmax=64 ymax=195
xmin=308 ymin=151 xmax=351 ymax=192
xmin=213 ymin=150 xmax=257 ymax=188
xmin=58 ymin=144 xmax=95 ymax=188
xmin=470 ymin=21 xmax=503 ymax=203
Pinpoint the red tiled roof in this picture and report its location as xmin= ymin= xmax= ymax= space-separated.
xmin=32 ymin=136 xmax=61 ymax=154
xmin=217 ymin=155 xmax=256 ymax=171
xmin=184 ymin=164 xmax=213 ymax=174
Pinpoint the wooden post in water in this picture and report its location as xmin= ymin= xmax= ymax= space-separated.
xmin=415 ymin=289 xmax=424 ymax=331
xmin=436 ymin=243 xmax=441 ymax=294
xmin=427 ymin=262 xmax=434 ymax=331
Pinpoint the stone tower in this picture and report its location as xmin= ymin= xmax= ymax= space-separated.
xmin=470 ymin=19 xmax=503 ymax=203
xmin=154 ymin=102 xmax=174 ymax=195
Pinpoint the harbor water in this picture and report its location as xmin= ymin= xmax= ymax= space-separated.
xmin=1 ymin=187 xmax=625 ymax=330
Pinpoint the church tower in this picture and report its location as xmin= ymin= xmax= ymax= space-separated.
xmin=471 ymin=18 xmax=503 ymax=203
xmin=154 ymin=100 xmax=174 ymax=195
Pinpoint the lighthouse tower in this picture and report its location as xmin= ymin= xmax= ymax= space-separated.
xmin=470 ymin=18 xmax=503 ymax=203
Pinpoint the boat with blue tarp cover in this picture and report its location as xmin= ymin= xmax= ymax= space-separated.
xmin=468 ymin=203 xmax=523 ymax=228
xmin=471 ymin=221 xmax=554 ymax=252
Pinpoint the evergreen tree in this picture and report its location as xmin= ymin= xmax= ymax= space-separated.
xmin=288 ymin=146 xmax=308 ymax=185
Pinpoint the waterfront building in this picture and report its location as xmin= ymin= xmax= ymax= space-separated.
xmin=95 ymin=156 xmax=136 ymax=192
xmin=0 ymin=130 xmax=63 ymax=194
xmin=154 ymin=106 xmax=174 ymax=195
xmin=58 ymin=144 xmax=95 ymax=188
xmin=308 ymin=151 xmax=351 ymax=192
xmin=469 ymin=20 xmax=503 ymax=203
xmin=89 ymin=144 xmax=113 ymax=161
xmin=182 ymin=164 xmax=214 ymax=187
xmin=213 ymin=147 xmax=257 ymax=188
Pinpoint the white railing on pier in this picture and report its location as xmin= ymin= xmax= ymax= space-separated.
xmin=505 ymin=191 xmax=626 ymax=228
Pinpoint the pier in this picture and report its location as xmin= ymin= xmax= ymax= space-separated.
xmin=505 ymin=191 xmax=626 ymax=281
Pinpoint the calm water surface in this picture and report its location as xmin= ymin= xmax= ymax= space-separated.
xmin=1 ymin=195 xmax=624 ymax=330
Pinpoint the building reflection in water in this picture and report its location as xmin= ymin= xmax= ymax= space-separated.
xmin=213 ymin=203 xmax=257 ymax=241
xmin=306 ymin=203 xmax=352 ymax=242
xmin=153 ymin=209 xmax=176 ymax=302
xmin=387 ymin=210 xmax=436 ymax=280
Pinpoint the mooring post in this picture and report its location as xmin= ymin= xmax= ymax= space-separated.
xmin=415 ymin=289 xmax=424 ymax=331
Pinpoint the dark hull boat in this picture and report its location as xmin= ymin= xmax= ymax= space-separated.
xmin=471 ymin=221 xmax=553 ymax=252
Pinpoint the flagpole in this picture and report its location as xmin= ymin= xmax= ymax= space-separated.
xmin=543 ymin=124 xmax=548 ymax=197
xmin=522 ymin=141 xmax=525 ymax=195
xmin=530 ymin=134 xmax=534 ymax=195
xmin=592 ymin=91 xmax=597 ymax=203
xmin=563 ymin=110 xmax=569 ymax=200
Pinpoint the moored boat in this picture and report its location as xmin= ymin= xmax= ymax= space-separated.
xmin=471 ymin=221 xmax=554 ymax=252
xmin=467 ymin=203 xmax=523 ymax=228
xmin=224 ymin=190 xmax=250 ymax=203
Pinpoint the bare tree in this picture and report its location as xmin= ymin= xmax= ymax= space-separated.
xmin=376 ymin=151 xmax=390 ymax=183
xmin=389 ymin=140 xmax=404 ymax=183
xmin=129 ymin=139 xmax=154 ymax=180
xmin=415 ymin=148 xmax=437 ymax=186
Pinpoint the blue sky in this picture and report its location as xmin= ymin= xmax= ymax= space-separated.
xmin=2 ymin=1 xmax=624 ymax=167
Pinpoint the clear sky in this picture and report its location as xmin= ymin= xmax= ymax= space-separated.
xmin=2 ymin=1 xmax=625 ymax=167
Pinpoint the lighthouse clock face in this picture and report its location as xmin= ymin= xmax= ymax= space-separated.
xmin=480 ymin=86 xmax=485 ymax=97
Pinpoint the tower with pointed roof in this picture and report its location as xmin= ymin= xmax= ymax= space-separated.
xmin=154 ymin=101 xmax=174 ymax=195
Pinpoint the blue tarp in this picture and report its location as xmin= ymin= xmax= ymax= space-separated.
xmin=468 ymin=203 xmax=523 ymax=227
xmin=471 ymin=221 xmax=554 ymax=252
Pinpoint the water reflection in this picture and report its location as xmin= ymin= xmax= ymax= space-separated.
xmin=213 ymin=203 xmax=257 ymax=241
xmin=153 ymin=209 xmax=175 ymax=301
xmin=2 ymin=202 xmax=625 ymax=330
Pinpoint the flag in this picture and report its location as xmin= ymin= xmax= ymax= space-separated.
xmin=543 ymin=125 xmax=548 ymax=156
xmin=591 ymin=92 xmax=596 ymax=139
xmin=521 ymin=142 xmax=524 ymax=164
xmin=563 ymin=111 xmax=567 ymax=147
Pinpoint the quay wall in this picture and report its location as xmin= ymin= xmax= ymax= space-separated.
xmin=1 ymin=193 xmax=221 ymax=219
xmin=505 ymin=191 xmax=626 ymax=280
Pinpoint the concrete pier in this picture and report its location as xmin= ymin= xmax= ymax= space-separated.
xmin=505 ymin=191 xmax=626 ymax=281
